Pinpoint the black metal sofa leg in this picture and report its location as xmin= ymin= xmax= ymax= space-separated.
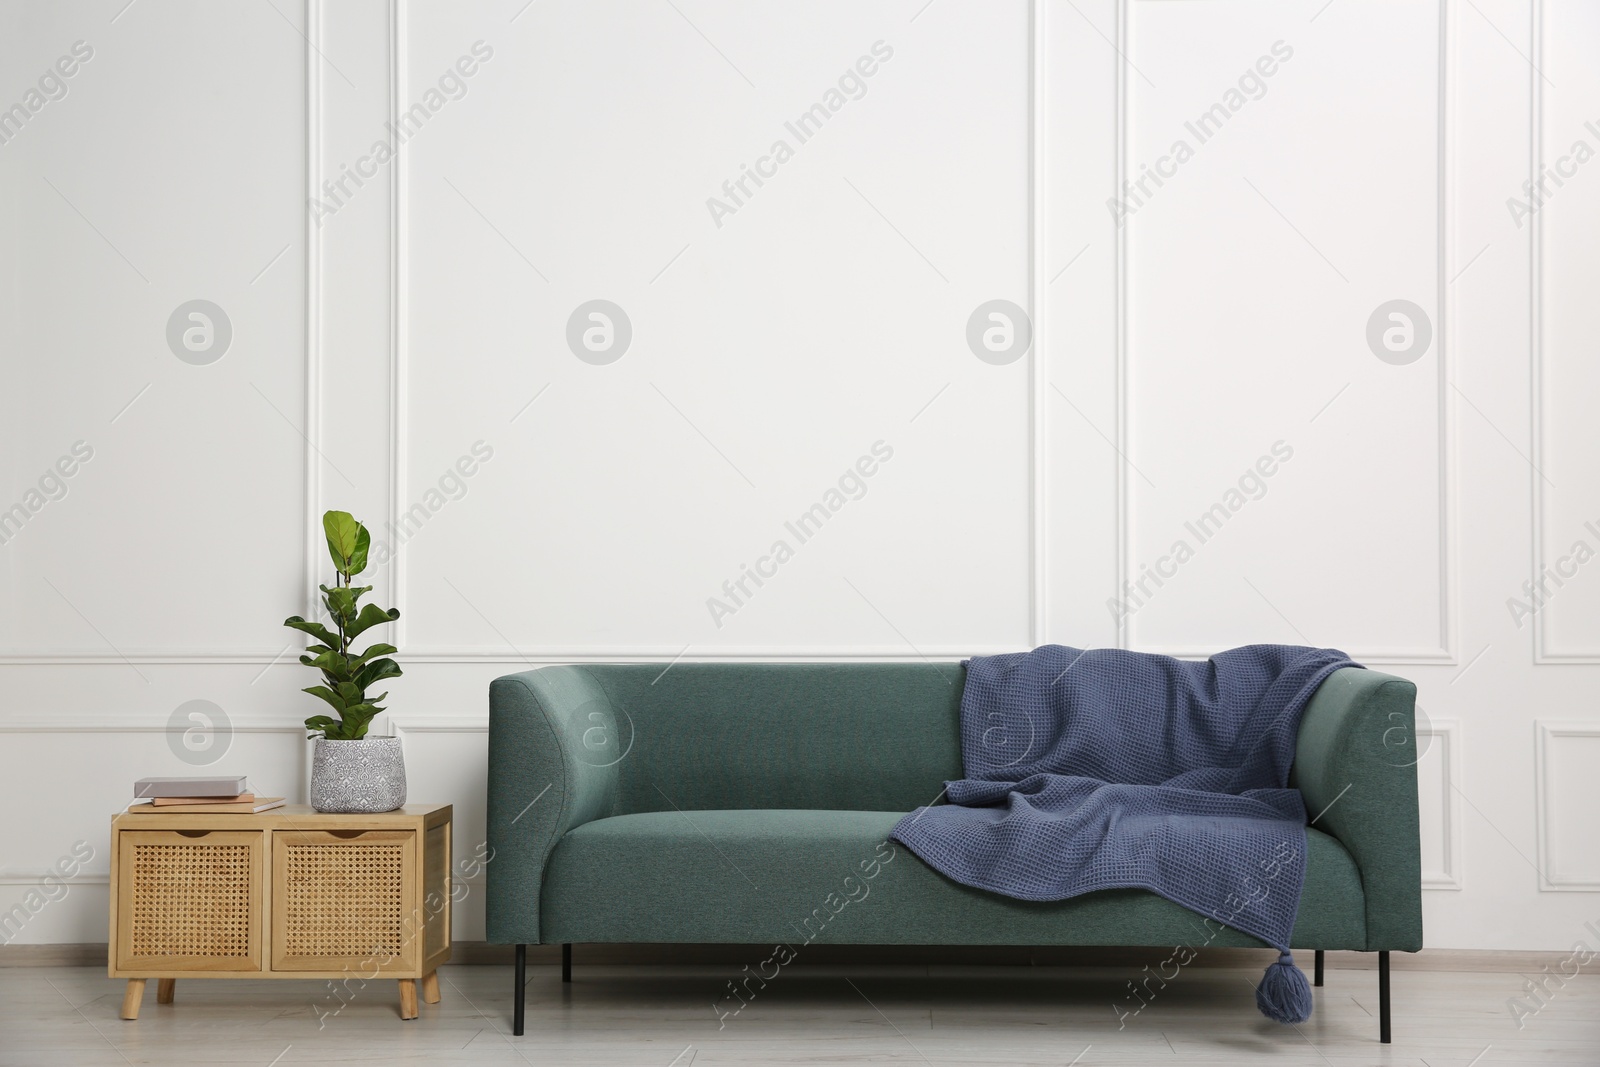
xmin=563 ymin=943 xmax=572 ymax=983
xmin=1378 ymin=950 xmax=1391 ymax=1043
xmin=513 ymin=944 xmax=527 ymax=1036
xmin=1313 ymin=949 xmax=1324 ymax=987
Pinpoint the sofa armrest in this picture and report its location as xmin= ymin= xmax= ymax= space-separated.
xmin=1291 ymin=666 xmax=1423 ymax=952
xmin=486 ymin=666 xmax=621 ymax=945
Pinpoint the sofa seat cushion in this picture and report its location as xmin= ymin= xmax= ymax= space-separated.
xmin=540 ymin=809 xmax=1367 ymax=949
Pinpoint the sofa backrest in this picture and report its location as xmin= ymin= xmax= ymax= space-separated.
xmin=582 ymin=663 xmax=966 ymax=813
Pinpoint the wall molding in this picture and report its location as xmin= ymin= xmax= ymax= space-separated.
xmin=1114 ymin=0 xmax=1129 ymax=653
xmin=391 ymin=716 xmax=487 ymax=737
xmin=0 ymin=650 xmax=297 ymax=666
xmin=390 ymin=0 xmax=409 ymax=649
xmin=0 ymin=3 xmax=1473 ymax=669
xmin=0 ymin=639 xmax=299 ymax=668
xmin=1115 ymin=0 xmax=1458 ymax=666
xmin=1029 ymin=0 xmax=1047 ymax=647
xmin=1435 ymin=0 xmax=1459 ymax=665
xmin=1130 ymin=646 xmax=1459 ymax=666
xmin=0 ymin=720 xmax=304 ymax=735
xmin=1526 ymin=0 xmax=1597 ymax=663
xmin=2 ymin=4 xmax=322 ymax=666
xmin=304 ymin=0 xmax=326 ymax=624
xmin=1534 ymin=719 xmax=1600 ymax=891
xmin=402 ymin=646 xmax=1018 ymax=663
xmin=385 ymin=6 xmax=1043 ymax=663
xmin=1528 ymin=0 xmax=1559 ymax=661
xmin=1420 ymin=718 xmax=1463 ymax=890
xmin=0 ymin=647 xmax=1021 ymax=667
xmin=0 ymin=873 xmax=109 ymax=887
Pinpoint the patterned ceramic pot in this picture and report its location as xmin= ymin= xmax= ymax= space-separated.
xmin=309 ymin=736 xmax=407 ymax=813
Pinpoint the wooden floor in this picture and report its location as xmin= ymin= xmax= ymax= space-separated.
xmin=2 ymin=962 xmax=1595 ymax=1066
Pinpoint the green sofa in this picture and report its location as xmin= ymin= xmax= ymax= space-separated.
xmin=487 ymin=662 xmax=1422 ymax=1040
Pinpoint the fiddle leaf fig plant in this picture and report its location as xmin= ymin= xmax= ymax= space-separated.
xmin=284 ymin=510 xmax=401 ymax=740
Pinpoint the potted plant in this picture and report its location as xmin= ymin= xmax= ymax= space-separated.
xmin=284 ymin=510 xmax=407 ymax=813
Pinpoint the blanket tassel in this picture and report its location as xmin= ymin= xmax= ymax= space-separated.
xmin=1255 ymin=951 xmax=1314 ymax=1024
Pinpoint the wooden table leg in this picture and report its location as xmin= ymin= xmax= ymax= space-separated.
xmin=421 ymin=971 xmax=440 ymax=1004
xmin=156 ymin=979 xmax=175 ymax=1005
xmin=120 ymin=979 xmax=147 ymax=1021
xmin=398 ymin=978 xmax=418 ymax=1020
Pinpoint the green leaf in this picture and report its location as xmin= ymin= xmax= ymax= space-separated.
xmin=321 ymin=588 xmax=358 ymax=632
xmin=302 ymin=650 xmax=355 ymax=681
xmin=355 ymin=657 xmax=403 ymax=690
xmin=345 ymin=603 xmax=401 ymax=641
xmin=323 ymin=511 xmax=362 ymax=575
xmin=283 ymin=616 xmax=340 ymax=646
xmin=337 ymin=703 xmax=382 ymax=740
xmin=301 ymin=685 xmax=348 ymax=712
xmin=347 ymin=643 xmax=398 ymax=672
xmin=348 ymin=525 xmax=371 ymax=576
xmin=318 ymin=581 xmax=370 ymax=596
xmin=304 ymin=714 xmax=338 ymax=738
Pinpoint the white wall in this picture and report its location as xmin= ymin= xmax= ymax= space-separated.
xmin=1 ymin=0 xmax=1595 ymax=950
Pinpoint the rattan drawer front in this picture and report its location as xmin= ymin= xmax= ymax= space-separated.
xmin=114 ymin=831 xmax=264 ymax=972
xmin=271 ymin=830 xmax=417 ymax=973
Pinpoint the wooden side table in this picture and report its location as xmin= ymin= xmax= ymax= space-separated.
xmin=108 ymin=803 xmax=451 ymax=1021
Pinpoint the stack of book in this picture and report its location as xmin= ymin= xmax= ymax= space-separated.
xmin=128 ymin=775 xmax=285 ymax=813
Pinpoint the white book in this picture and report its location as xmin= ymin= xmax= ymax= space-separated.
xmin=132 ymin=774 xmax=250 ymax=799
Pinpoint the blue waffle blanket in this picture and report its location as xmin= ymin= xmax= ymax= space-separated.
xmin=891 ymin=644 xmax=1355 ymax=1019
